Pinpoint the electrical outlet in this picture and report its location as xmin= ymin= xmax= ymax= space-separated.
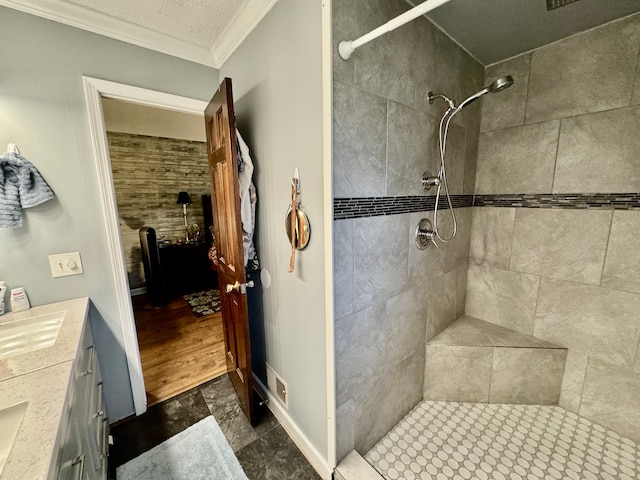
xmin=276 ymin=376 xmax=288 ymax=407
xmin=266 ymin=363 xmax=288 ymax=409
xmin=48 ymin=252 xmax=84 ymax=278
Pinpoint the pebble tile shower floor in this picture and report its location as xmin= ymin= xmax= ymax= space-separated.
xmin=365 ymin=401 xmax=640 ymax=480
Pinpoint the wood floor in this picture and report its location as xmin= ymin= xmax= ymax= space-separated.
xmin=133 ymin=295 xmax=227 ymax=406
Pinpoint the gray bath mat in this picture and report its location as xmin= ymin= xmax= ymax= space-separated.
xmin=116 ymin=416 xmax=248 ymax=480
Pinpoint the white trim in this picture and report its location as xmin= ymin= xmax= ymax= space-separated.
xmin=80 ymin=77 xmax=207 ymax=114
xmin=321 ymin=0 xmax=337 ymax=472
xmin=0 ymin=0 xmax=278 ymax=68
xmin=130 ymin=287 xmax=146 ymax=297
xmin=82 ymin=76 xmax=208 ymax=417
xmin=210 ymin=0 xmax=279 ymax=66
xmin=253 ymin=375 xmax=333 ymax=479
xmin=0 ymin=0 xmax=216 ymax=67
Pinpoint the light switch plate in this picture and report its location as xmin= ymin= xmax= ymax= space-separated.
xmin=48 ymin=252 xmax=84 ymax=278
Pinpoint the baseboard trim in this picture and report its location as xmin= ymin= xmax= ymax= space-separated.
xmin=253 ymin=375 xmax=332 ymax=479
xmin=130 ymin=287 xmax=146 ymax=296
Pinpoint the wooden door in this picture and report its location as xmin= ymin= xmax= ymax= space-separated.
xmin=204 ymin=78 xmax=256 ymax=424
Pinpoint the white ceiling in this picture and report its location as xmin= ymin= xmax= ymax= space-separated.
xmin=0 ymin=0 xmax=279 ymax=68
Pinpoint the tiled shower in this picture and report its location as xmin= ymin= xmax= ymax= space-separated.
xmin=332 ymin=0 xmax=640 ymax=476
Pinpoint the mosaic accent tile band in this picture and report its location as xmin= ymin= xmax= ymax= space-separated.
xmin=333 ymin=193 xmax=640 ymax=219
xmin=474 ymin=193 xmax=640 ymax=210
xmin=333 ymin=195 xmax=472 ymax=220
xmin=366 ymin=400 xmax=640 ymax=480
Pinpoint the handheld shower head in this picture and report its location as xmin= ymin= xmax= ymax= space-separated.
xmin=457 ymin=75 xmax=515 ymax=110
xmin=488 ymin=75 xmax=514 ymax=93
xmin=426 ymin=75 xmax=514 ymax=244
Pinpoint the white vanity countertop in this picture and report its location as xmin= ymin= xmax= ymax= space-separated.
xmin=0 ymin=362 xmax=74 ymax=480
xmin=0 ymin=297 xmax=90 ymax=480
xmin=0 ymin=297 xmax=89 ymax=381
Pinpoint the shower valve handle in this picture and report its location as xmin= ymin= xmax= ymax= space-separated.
xmin=415 ymin=218 xmax=439 ymax=250
xmin=424 ymin=232 xmax=439 ymax=249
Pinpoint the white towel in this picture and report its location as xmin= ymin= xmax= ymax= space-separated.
xmin=236 ymin=130 xmax=256 ymax=268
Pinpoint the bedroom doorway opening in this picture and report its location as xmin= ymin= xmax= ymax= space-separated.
xmin=102 ymin=97 xmax=226 ymax=405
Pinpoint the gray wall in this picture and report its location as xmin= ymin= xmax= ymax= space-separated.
xmin=469 ymin=13 xmax=640 ymax=442
xmin=220 ymin=0 xmax=328 ymax=458
xmin=0 ymin=7 xmax=218 ymax=420
xmin=332 ymin=0 xmax=483 ymax=459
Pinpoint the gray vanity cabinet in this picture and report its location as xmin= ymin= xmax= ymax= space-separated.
xmin=56 ymin=321 xmax=108 ymax=480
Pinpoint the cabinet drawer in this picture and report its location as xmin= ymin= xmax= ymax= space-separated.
xmin=88 ymin=415 xmax=108 ymax=472
xmin=57 ymin=454 xmax=86 ymax=480
xmin=57 ymin=413 xmax=85 ymax=480
xmin=88 ymin=380 xmax=103 ymax=425
xmin=74 ymin=345 xmax=95 ymax=382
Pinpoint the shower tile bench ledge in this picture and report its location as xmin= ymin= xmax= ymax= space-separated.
xmin=424 ymin=316 xmax=568 ymax=405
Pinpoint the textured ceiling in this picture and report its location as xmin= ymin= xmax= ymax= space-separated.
xmin=423 ymin=0 xmax=640 ymax=65
xmin=64 ymin=0 xmax=239 ymax=47
xmin=0 ymin=0 xmax=277 ymax=67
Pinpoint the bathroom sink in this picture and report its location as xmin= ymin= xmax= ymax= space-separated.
xmin=0 ymin=401 xmax=28 ymax=475
xmin=0 ymin=311 xmax=65 ymax=360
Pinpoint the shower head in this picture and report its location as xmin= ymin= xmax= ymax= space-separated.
xmin=456 ymin=75 xmax=514 ymax=110
xmin=488 ymin=75 xmax=514 ymax=93
xmin=428 ymin=75 xmax=514 ymax=112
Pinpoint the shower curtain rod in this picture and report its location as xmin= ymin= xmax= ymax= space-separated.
xmin=338 ymin=0 xmax=451 ymax=60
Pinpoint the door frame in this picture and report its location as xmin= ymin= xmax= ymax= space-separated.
xmin=83 ymin=76 xmax=208 ymax=416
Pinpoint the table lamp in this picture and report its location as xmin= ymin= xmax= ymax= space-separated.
xmin=177 ymin=191 xmax=192 ymax=242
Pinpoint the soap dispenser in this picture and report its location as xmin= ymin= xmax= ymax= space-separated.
xmin=10 ymin=287 xmax=31 ymax=312
xmin=0 ymin=281 xmax=6 ymax=315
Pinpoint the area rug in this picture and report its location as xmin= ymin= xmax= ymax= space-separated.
xmin=183 ymin=288 xmax=221 ymax=317
xmin=116 ymin=416 xmax=248 ymax=480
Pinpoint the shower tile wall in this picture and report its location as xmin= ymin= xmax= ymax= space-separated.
xmin=469 ymin=12 xmax=640 ymax=443
xmin=332 ymin=0 xmax=483 ymax=460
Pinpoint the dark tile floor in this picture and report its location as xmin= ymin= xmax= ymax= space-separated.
xmin=108 ymin=375 xmax=321 ymax=480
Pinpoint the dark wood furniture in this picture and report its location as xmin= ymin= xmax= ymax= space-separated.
xmin=158 ymin=242 xmax=218 ymax=297
xmin=140 ymin=227 xmax=218 ymax=307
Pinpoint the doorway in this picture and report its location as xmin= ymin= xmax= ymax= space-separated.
xmin=84 ymin=78 xmax=316 ymax=479
xmin=83 ymin=76 xmax=216 ymax=415
xmin=103 ymin=97 xmax=226 ymax=404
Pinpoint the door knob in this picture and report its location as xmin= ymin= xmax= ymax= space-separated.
xmin=225 ymin=280 xmax=255 ymax=294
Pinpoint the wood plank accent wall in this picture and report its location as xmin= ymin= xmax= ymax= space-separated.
xmin=107 ymin=132 xmax=210 ymax=289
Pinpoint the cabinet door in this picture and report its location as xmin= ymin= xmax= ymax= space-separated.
xmin=57 ymin=413 xmax=85 ymax=480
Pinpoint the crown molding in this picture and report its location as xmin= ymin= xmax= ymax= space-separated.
xmin=210 ymin=0 xmax=279 ymax=66
xmin=1 ymin=0 xmax=277 ymax=69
